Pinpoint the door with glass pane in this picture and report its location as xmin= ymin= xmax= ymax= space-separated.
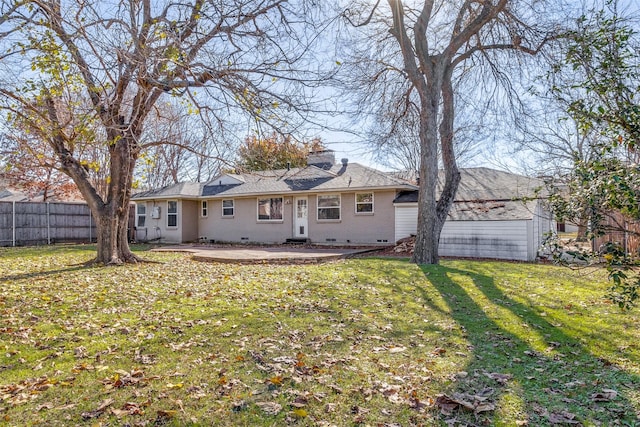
xmin=294 ymin=197 xmax=308 ymax=238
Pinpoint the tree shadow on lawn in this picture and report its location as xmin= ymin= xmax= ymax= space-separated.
xmin=0 ymin=244 xmax=160 ymax=282
xmin=420 ymin=264 xmax=640 ymax=426
xmin=0 ymin=265 xmax=91 ymax=283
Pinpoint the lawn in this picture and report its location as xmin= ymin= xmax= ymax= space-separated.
xmin=0 ymin=245 xmax=639 ymax=426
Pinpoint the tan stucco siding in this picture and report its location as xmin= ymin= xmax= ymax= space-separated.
xmin=133 ymin=200 xmax=183 ymax=243
xmin=197 ymin=190 xmax=396 ymax=244
xmin=199 ymin=196 xmax=294 ymax=243
xmin=309 ymin=190 xmax=396 ymax=244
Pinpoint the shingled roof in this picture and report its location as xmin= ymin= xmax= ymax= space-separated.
xmin=132 ymin=182 xmax=204 ymax=199
xmin=133 ymin=162 xmax=416 ymax=200
xmin=392 ymin=168 xmax=546 ymax=221
xmin=392 ymin=168 xmax=544 ymax=200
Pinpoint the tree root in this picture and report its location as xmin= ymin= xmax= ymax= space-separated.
xmin=81 ymin=253 xmax=163 ymax=266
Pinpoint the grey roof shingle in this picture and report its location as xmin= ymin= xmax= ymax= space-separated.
xmin=448 ymin=200 xmax=540 ymax=221
xmin=132 ymin=182 xmax=204 ymax=199
xmin=393 ymin=168 xmax=546 ymax=221
xmin=392 ymin=168 xmax=545 ymax=201
xmin=134 ymin=163 xmax=416 ymax=200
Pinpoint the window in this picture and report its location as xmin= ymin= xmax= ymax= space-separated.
xmin=201 ymin=200 xmax=208 ymax=217
xmin=222 ymin=199 xmax=234 ymax=217
xmin=257 ymin=197 xmax=283 ymax=221
xmin=167 ymin=201 xmax=178 ymax=227
xmin=317 ymin=194 xmax=341 ymax=220
xmin=136 ymin=204 xmax=146 ymax=227
xmin=356 ymin=193 xmax=374 ymax=214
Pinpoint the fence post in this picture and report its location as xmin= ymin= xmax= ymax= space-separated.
xmin=46 ymin=202 xmax=51 ymax=245
xmin=12 ymin=201 xmax=16 ymax=247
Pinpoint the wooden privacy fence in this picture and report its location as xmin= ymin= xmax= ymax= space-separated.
xmin=0 ymin=201 xmax=96 ymax=246
xmin=592 ymin=211 xmax=640 ymax=258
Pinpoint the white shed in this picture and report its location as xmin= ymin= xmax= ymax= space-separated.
xmin=393 ymin=168 xmax=555 ymax=261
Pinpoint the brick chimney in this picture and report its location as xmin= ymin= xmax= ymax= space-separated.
xmin=307 ymin=149 xmax=336 ymax=169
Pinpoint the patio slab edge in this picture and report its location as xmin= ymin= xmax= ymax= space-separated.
xmin=151 ymin=245 xmax=384 ymax=264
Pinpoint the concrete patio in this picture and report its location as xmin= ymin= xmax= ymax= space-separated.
xmin=151 ymin=245 xmax=381 ymax=264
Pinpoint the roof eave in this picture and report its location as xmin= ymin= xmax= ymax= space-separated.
xmin=200 ymin=184 xmax=416 ymax=199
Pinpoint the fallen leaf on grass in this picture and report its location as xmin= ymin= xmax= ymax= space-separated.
xmin=1 ymin=376 xmax=57 ymax=406
xmin=36 ymin=403 xmax=54 ymax=411
xmin=548 ymin=410 xmax=580 ymax=424
xmin=81 ymin=398 xmax=114 ymax=420
xmin=432 ymin=347 xmax=446 ymax=356
xmin=256 ymin=401 xmax=282 ymax=415
xmin=166 ymin=382 xmax=183 ymax=390
xmin=591 ymin=389 xmax=617 ymax=402
xmin=484 ymin=372 xmax=513 ymax=385
xmin=291 ymin=395 xmax=309 ymax=408
xmin=292 ymin=407 xmax=308 ymax=418
xmin=409 ymin=396 xmax=433 ymax=411
xmin=436 ymin=391 xmax=495 ymax=415
xmin=267 ymin=375 xmax=284 ymax=386
xmin=100 ymin=369 xmax=146 ymax=389
xmin=157 ymin=409 xmax=178 ymax=419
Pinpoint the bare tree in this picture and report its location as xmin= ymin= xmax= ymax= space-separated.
xmin=370 ymin=97 xmax=487 ymax=173
xmin=136 ymin=104 xmax=229 ymax=189
xmin=0 ymin=0 xmax=326 ymax=264
xmin=340 ymin=0 xmax=558 ymax=264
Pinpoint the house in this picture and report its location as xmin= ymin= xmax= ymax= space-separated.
xmin=393 ymin=168 xmax=555 ymax=261
xmin=131 ymin=152 xmax=555 ymax=261
xmin=131 ymin=150 xmax=417 ymax=245
xmin=0 ymin=188 xmax=29 ymax=202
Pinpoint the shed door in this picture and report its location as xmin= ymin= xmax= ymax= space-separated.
xmin=394 ymin=204 xmax=418 ymax=242
xmin=294 ymin=197 xmax=308 ymax=238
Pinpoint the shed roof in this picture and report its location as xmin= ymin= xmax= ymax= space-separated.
xmin=393 ymin=168 xmax=546 ymax=221
xmin=392 ymin=167 xmax=545 ymax=202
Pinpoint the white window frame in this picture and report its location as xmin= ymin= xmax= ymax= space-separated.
xmin=167 ymin=200 xmax=178 ymax=228
xmin=201 ymin=200 xmax=208 ymax=218
xmin=257 ymin=197 xmax=283 ymax=222
xmin=317 ymin=194 xmax=341 ymax=221
xmin=222 ymin=199 xmax=234 ymax=217
xmin=136 ymin=203 xmax=146 ymax=227
xmin=355 ymin=192 xmax=374 ymax=214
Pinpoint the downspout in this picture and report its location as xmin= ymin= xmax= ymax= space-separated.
xmin=12 ymin=201 xmax=15 ymax=247
xmin=88 ymin=206 xmax=92 ymax=243
xmin=46 ymin=202 xmax=51 ymax=245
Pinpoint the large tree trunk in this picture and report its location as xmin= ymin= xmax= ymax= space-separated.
xmin=412 ymin=65 xmax=443 ymax=265
xmin=92 ymin=135 xmax=140 ymax=265
xmin=59 ymin=129 xmax=140 ymax=265
xmin=434 ymin=68 xmax=461 ymax=254
xmin=411 ymin=63 xmax=461 ymax=265
xmin=94 ymin=202 xmax=137 ymax=265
